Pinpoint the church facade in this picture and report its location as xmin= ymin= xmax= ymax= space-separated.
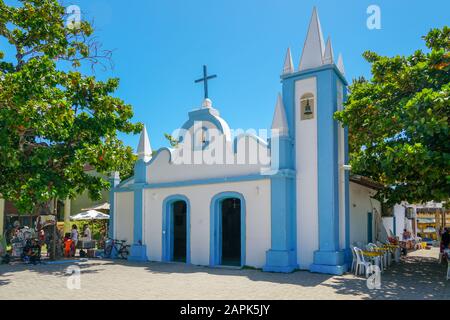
xmin=109 ymin=8 xmax=382 ymax=275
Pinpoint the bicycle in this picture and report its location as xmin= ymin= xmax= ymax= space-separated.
xmin=104 ymin=238 xmax=130 ymax=259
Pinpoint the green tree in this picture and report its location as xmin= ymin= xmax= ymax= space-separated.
xmin=335 ymin=27 xmax=450 ymax=206
xmin=164 ymin=133 xmax=179 ymax=148
xmin=0 ymin=0 xmax=142 ymax=215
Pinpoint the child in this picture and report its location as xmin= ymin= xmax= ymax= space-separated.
xmin=64 ymin=233 xmax=74 ymax=257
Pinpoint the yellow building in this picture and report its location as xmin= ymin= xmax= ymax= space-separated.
xmin=416 ymin=206 xmax=449 ymax=241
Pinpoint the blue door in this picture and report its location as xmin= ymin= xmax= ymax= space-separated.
xmin=393 ymin=216 xmax=397 ymax=237
xmin=367 ymin=212 xmax=373 ymax=243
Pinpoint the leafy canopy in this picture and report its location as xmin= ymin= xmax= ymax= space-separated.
xmin=335 ymin=27 xmax=450 ymax=206
xmin=0 ymin=0 xmax=141 ymax=213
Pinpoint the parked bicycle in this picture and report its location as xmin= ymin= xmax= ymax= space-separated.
xmin=103 ymin=238 xmax=130 ymax=259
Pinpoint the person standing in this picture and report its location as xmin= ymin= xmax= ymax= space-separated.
xmin=402 ymin=229 xmax=411 ymax=241
xmin=442 ymin=228 xmax=450 ymax=250
xmin=83 ymin=225 xmax=92 ymax=241
xmin=71 ymin=224 xmax=79 ymax=248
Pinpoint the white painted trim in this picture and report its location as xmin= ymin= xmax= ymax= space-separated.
xmin=295 ymin=77 xmax=319 ymax=269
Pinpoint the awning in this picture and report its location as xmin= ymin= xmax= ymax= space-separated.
xmin=81 ymin=202 xmax=110 ymax=212
xmin=417 ymin=218 xmax=435 ymax=223
xmin=70 ymin=210 xmax=110 ymax=221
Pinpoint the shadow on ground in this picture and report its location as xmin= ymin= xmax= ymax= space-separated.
xmin=1 ymin=251 xmax=449 ymax=299
xmin=323 ymin=255 xmax=450 ymax=300
xmin=100 ymin=259 xmax=334 ymax=287
xmin=0 ymin=259 xmax=114 ymax=286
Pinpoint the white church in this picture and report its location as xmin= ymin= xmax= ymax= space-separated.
xmin=109 ymin=8 xmax=386 ymax=275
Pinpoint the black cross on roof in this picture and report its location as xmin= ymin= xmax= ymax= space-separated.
xmin=195 ymin=65 xmax=217 ymax=100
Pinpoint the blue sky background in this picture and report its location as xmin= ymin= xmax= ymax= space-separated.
xmin=3 ymin=0 xmax=450 ymax=150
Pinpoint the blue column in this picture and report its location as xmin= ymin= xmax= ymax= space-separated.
xmin=310 ymin=70 xmax=347 ymax=275
xmin=108 ymin=172 xmax=120 ymax=239
xmin=344 ymin=125 xmax=352 ymax=264
xmin=263 ymin=134 xmax=298 ymax=273
xmin=127 ymin=159 xmax=148 ymax=262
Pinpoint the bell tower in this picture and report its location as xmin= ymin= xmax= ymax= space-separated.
xmin=280 ymin=7 xmax=350 ymax=275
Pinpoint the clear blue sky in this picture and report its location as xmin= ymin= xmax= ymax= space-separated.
xmin=6 ymin=0 xmax=450 ymax=150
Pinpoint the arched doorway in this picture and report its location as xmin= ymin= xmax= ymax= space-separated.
xmin=162 ymin=196 xmax=190 ymax=263
xmin=172 ymin=201 xmax=187 ymax=262
xmin=221 ymin=198 xmax=241 ymax=266
xmin=210 ymin=192 xmax=246 ymax=267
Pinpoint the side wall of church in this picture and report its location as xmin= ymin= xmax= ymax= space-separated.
xmin=143 ymin=179 xmax=272 ymax=268
xmin=349 ymin=182 xmax=381 ymax=245
xmin=114 ymin=191 xmax=134 ymax=244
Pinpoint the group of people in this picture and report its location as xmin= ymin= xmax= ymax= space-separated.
xmin=63 ymin=224 xmax=92 ymax=257
xmin=22 ymin=239 xmax=41 ymax=265
xmin=6 ymin=223 xmax=42 ymax=264
xmin=5 ymin=221 xmax=93 ymax=262
xmin=23 ymin=224 xmax=91 ymax=262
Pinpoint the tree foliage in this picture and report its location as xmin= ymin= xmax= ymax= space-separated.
xmin=164 ymin=133 xmax=179 ymax=148
xmin=0 ymin=0 xmax=141 ymax=213
xmin=335 ymin=27 xmax=450 ymax=206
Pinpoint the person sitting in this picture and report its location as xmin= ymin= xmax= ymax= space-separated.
xmin=22 ymin=239 xmax=41 ymax=265
xmin=29 ymin=239 xmax=41 ymax=265
xmin=22 ymin=239 xmax=32 ymax=263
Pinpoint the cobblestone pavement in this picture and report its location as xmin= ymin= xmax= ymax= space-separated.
xmin=0 ymin=248 xmax=448 ymax=300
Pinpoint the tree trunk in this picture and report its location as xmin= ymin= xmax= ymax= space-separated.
xmin=52 ymin=198 xmax=57 ymax=261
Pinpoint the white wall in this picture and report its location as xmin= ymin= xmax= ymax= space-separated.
xmin=143 ymin=179 xmax=271 ymax=268
xmin=382 ymin=217 xmax=394 ymax=237
xmin=394 ymin=204 xmax=406 ymax=238
xmin=115 ymin=192 xmax=134 ymax=244
xmin=147 ymin=148 xmax=268 ymax=184
xmin=295 ymin=77 xmax=319 ymax=269
xmin=349 ymin=182 xmax=381 ymax=245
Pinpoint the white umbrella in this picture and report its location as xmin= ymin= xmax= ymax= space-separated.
xmin=423 ymin=227 xmax=436 ymax=233
xmin=70 ymin=210 xmax=110 ymax=221
xmin=70 ymin=210 xmax=110 ymax=245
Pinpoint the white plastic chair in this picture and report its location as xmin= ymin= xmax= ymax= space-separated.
xmin=377 ymin=241 xmax=392 ymax=266
xmin=355 ymin=241 xmax=365 ymax=249
xmin=351 ymin=246 xmax=357 ymax=273
xmin=394 ymin=245 xmax=401 ymax=263
xmin=379 ymin=244 xmax=389 ymax=269
xmin=353 ymin=247 xmax=372 ymax=278
xmin=367 ymin=243 xmax=384 ymax=271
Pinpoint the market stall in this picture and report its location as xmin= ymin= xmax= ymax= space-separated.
xmin=70 ymin=210 xmax=109 ymax=256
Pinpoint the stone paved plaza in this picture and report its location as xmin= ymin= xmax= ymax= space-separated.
xmin=0 ymin=248 xmax=448 ymax=300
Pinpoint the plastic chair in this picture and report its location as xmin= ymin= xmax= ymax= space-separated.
xmin=394 ymin=245 xmax=401 ymax=263
xmin=350 ymin=247 xmax=357 ymax=273
xmin=353 ymin=247 xmax=372 ymax=278
xmin=355 ymin=241 xmax=365 ymax=249
xmin=367 ymin=243 xmax=384 ymax=271
xmin=377 ymin=241 xmax=392 ymax=266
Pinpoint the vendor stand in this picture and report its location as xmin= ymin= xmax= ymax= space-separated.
xmin=70 ymin=210 xmax=109 ymax=257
